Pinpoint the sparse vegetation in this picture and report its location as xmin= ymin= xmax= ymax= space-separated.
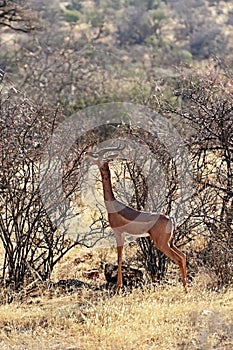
xmin=0 ymin=1 xmax=232 ymax=349
xmin=0 ymin=246 xmax=232 ymax=349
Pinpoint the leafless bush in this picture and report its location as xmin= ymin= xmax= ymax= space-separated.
xmin=167 ymin=62 xmax=233 ymax=287
xmin=0 ymin=86 xmax=91 ymax=291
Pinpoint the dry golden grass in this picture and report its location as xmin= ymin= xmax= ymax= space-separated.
xmin=0 ymin=284 xmax=232 ymax=350
xmin=0 ymin=246 xmax=232 ymax=350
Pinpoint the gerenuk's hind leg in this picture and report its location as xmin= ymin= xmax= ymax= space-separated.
xmin=170 ymin=243 xmax=187 ymax=292
xmin=150 ymin=227 xmax=187 ymax=293
xmin=161 ymin=244 xmax=187 ymax=293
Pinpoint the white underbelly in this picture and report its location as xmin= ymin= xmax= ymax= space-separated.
xmin=129 ymin=232 xmax=150 ymax=237
xmin=114 ymin=220 xmax=154 ymax=235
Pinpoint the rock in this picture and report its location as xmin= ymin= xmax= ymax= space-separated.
xmin=82 ymin=269 xmax=99 ymax=279
xmin=104 ymin=263 xmax=144 ymax=287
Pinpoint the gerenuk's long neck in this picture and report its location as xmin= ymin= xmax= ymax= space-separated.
xmin=99 ymin=162 xmax=115 ymax=202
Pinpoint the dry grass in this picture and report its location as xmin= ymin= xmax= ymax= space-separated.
xmin=0 ymin=246 xmax=232 ymax=350
xmin=0 ymin=285 xmax=232 ymax=350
